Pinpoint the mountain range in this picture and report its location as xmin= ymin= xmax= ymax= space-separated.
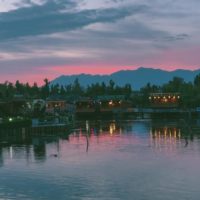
xmin=51 ymin=67 xmax=200 ymax=90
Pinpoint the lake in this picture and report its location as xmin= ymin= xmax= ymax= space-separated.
xmin=0 ymin=119 xmax=200 ymax=200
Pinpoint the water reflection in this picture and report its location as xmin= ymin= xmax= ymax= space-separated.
xmin=0 ymin=120 xmax=199 ymax=165
xmin=0 ymin=130 xmax=70 ymax=166
xmin=0 ymin=120 xmax=200 ymax=200
xmin=150 ymin=124 xmax=197 ymax=150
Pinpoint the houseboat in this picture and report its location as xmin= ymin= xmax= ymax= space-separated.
xmin=75 ymin=98 xmax=96 ymax=117
xmin=46 ymin=96 xmax=75 ymax=114
xmin=96 ymin=95 xmax=133 ymax=115
xmin=148 ymin=93 xmax=181 ymax=108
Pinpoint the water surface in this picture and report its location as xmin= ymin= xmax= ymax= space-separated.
xmin=0 ymin=119 xmax=200 ymax=200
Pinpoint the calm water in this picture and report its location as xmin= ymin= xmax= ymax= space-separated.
xmin=0 ymin=119 xmax=200 ymax=200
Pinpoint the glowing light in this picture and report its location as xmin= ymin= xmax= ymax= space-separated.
xmin=178 ymin=129 xmax=181 ymax=138
xmin=109 ymin=100 xmax=113 ymax=105
xmin=10 ymin=146 xmax=13 ymax=159
xmin=86 ymin=120 xmax=89 ymax=132
xmin=109 ymin=123 xmax=116 ymax=135
xmin=174 ymin=130 xmax=177 ymax=138
xmin=9 ymin=118 xmax=13 ymax=122
xmin=164 ymin=129 xmax=167 ymax=137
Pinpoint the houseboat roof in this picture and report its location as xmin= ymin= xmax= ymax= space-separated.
xmin=149 ymin=92 xmax=181 ymax=96
xmin=47 ymin=95 xmax=82 ymax=102
xmin=96 ymin=95 xmax=125 ymax=101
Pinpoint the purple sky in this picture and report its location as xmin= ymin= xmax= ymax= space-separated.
xmin=0 ymin=0 xmax=199 ymax=84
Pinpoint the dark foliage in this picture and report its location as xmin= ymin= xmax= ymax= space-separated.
xmin=0 ymin=74 xmax=200 ymax=108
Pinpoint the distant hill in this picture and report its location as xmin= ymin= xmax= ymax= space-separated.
xmin=51 ymin=67 xmax=200 ymax=90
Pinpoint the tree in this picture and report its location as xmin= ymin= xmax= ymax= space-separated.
xmin=163 ymin=77 xmax=184 ymax=92
xmin=72 ymin=78 xmax=83 ymax=95
xmin=50 ymin=84 xmax=60 ymax=95
xmin=194 ymin=74 xmax=200 ymax=87
xmin=15 ymin=80 xmax=24 ymax=94
xmin=41 ymin=78 xmax=50 ymax=98
xmin=60 ymin=85 xmax=66 ymax=95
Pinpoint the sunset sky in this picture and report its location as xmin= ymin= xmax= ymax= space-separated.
xmin=0 ymin=0 xmax=200 ymax=84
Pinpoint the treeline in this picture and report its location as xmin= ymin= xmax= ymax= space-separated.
xmin=1 ymin=75 xmax=200 ymax=108
xmin=0 ymin=78 xmax=132 ymax=99
xmin=139 ymin=76 xmax=200 ymax=108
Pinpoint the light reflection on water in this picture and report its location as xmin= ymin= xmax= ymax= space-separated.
xmin=0 ymin=120 xmax=200 ymax=200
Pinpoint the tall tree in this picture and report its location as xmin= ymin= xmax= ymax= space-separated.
xmin=41 ymin=78 xmax=50 ymax=98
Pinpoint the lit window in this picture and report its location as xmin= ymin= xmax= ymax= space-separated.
xmin=109 ymin=101 xmax=113 ymax=105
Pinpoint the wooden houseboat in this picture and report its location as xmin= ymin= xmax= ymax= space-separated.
xmin=75 ymin=98 xmax=96 ymax=116
xmin=148 ymin=93 xmax=181 ymax=108
xmin=97 ymin=95 xmax=133 ymax=115
xmin=46 ymin=96 xmax=75 ymax=114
